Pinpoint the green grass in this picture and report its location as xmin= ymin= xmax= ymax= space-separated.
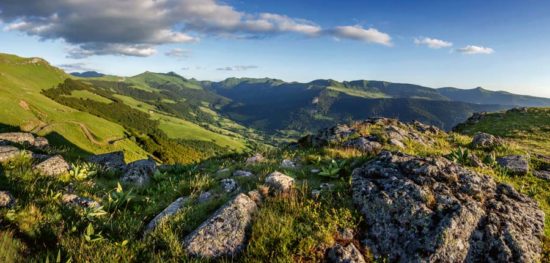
xmin=327 ymin=85 xmax=389 ymax=99
xmin=66 ymin=90 xmax=113 ymax=104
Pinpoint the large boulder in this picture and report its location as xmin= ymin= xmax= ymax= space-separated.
xmin=327 ymin=243 xmax=366 ymax=263
xmin=121 ymin=158 xmax=157 ymax=187
xmin=497 ymin=155 xmax=530 ymax=175
xmin=351 ymin=151 xmax=544 ymax=263
xmin=471 ymin=132 xmax=502 ymax=149
xmin=265 ymin=171 xmax=294 ymax=195
xmin=0 ymin=132 xmax=35 ymax=145
xmin=33 ymin=155 xmax=71 ymax=176
xmin=0 ymin=191 xmax=15 ymax=208
xmin=0 ymin=146 xmax=24 ymax=163
xmin=183 ymin=193 xmax=257 ymax=258
xmin=87 ymin=151 xmax=126 ymax=172
xmin=144 ymin=197 xmax=189 ymax=234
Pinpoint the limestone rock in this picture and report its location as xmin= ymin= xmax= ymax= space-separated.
xmin=0 ymin=132 xmax=35 ymax=145
xmin=327 ymin=243 xmax=366 ymax=263
xmin=352 ymin=151 xmax=544 ymax=263
xmin=265 ymin=171 xmax=294 ymax=194
xmin=61 ymin=194 xmax=99 ymax=208
xmin=197 ymin=191 xmax=213 ymax=204
xmin=121 ymin=158 xmax=157 ymax=187
xmin=0 ymin=146 xmax=23 ymax=163
xmin=280 ymin=159 xmax=297 ymax=168
xmin=343 ymin=137 xmax=382 ymax=154
xmin=33 ymin=137 xmax=49 ymax=148
xmin=246 ymin=153 xmax=265 ymax=164
xmin=33 ymin=155 xmax=70 ymax=176
xmin=389 ymin=138 xmax=405 ymax=148
xmin=497 ymin=155 xmax=530 ymax=175
xmin=471 ymin=132 xmax=502 ymax=149
xmin=0 ymin=191 xmax=15 ymax=208
xmin=87 ymin=151 xmax=126 ymax=172
xmin=183 ymin=193 xmax=257 ymax=258
xmin=144 ymin=197 xmax=189 ymax=234
xmin=233 ymin=170 xmax=253 ymax=177
xmin=534 ymin=170 xmax=550 ymax=181
xmin=220 ymin=178 xmax=239 ymax=193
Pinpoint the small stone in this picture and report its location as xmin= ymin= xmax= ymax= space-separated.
xmin=33 ymin=155 xmax=70 ymax=176
xmin=33 ymin=137 xmax=49 ymax=148
xmin=183 ymin=193 xmax=257 ymax=258
xmin=471 ymin=132 xmax=502 ymax=149
xmin=265 ymin=171 xmax=294 ymax=195
xmin=0 ymin=191 xmax=15 ymax=208
xmin=220 ymin=178 xmax=239 ymax=193
xmin=497 ymin=155 xmax=530 ymax=175
xmin=144 ymin=197 xmax=189 ymax=234
xmin=280 ymin=159 xmax=296 ymax=168
xmin=233 ymin=170 xmax=254 ymax=177
xmin=197 ymin=191 xmax=213 ymax=204
xmin=61 ymin=194 xmax=99 ymax=208
xmin=246 ymin=153 xmax=265 ymax=164
xmin=327 ymin=243 xmax=366 ymax=263
xmin=534 ymin=170 xmax=550 ymax=181
xmin=311 ymin=168 xmax=320 ymax=174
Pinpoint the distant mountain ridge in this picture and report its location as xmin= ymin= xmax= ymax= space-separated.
xmin=71 ymin=71 xmax=105 ymax=78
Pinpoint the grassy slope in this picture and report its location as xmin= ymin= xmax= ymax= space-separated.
xmin=0 ymin=53 xmax=149 ymax=161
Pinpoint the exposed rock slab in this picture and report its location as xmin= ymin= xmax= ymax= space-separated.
xmin=265 ymin=171 xmax=294 ymax=195
xmin=351 ymin=151 xmax=544 ymax=263
xmin=33 ymin=155 xmax=70 ymax=176
xmin=497 ymin=155 xmax=530 ymax=175
xmin=61 ymin=194 xmax=99 ymax=208
xmin=0 ymin=132 xmax=35 ymax=145
xmin=87 ymin=151 xmax=126 ymax=172
xmin=144 ymin=197 xmax=189 ymax=234
xmin=183 ymin=193 xmax=257 ymax=258
xmin=0 ymin=146 xmax=23 ymax=163
xmin=471 ymin=132 xmax=502 ymax=149
xmin=343 ymin=137 xmax=382 ymax=154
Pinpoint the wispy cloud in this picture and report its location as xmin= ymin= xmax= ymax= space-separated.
xmin=57 ymin=62 xmax=94 ymax=72
xmin=329 ymin=25 xmax=392 ymax=46
xmin=414 ymin=37 xmax=452 ymax=49
xmin=216 ymin=65 xmax=259 ymax=71
xmin=456 ymin=45 xmax=494 ymax=55
xmin=165 ymin=48 xmax=189 ymax=58
xmin=0 ymin=0 xmax=392 ymax=57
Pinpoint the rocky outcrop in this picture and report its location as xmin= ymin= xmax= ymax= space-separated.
xmin=0 ymin=146 xmax=24 ymax=163
xmin=183 ymin=193 xmax=257 ymax=258
xmin=497 ymin=155 xmax=530 ymax=175
xmin=342 ymin=137 xmax=382 ymax=154
xmin=265 ymin=171 xmax=294 ymax=195
xmin=61 ymin=194 xmax=100 ymax=208
xmin=351 ymin=151 xmax=544 ymax=263
xmin=0 ymin=132 xmax=48 ymax=148
xmin=121 ymin=158 xmax=157 ymax=187
xmin=33 ymin=155 xmax=70 ymax=176
xmin=87 ymin=151 xmax=126 ymax=172
xmin=327 ymin=243 xmax=366 ymax=263
xmin=0 ymin=191 xmax=15 ymax=208
xmin=471 ymin=132 xmax=502 ymax=149
xmin=144 ymin=197 xmax=189 ymax=234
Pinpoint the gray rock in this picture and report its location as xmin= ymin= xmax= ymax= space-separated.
xmin=327 ymin=243 xmax=366 ymax=263
xmin=0 ymin=191 xmax=15 ymax=208
xmin=336 ymin=228 xmax=354 ymax=242
xmin=343 ymin=137 xmax=382 ymax=154
xmin=0 ymin=146 xmax=23 ymax=163
xmin=299 ymin=124 xmax=356 ymax=147
xmin=0 ymin=132 xmax=35 ymax=145
xmin=389 ymin=138 xmax=405 ymax=148
xmin=497 ymin=155 xmax=530 ymax=175
xmin=413 ymin=121 xmax=441 ymax=134
xmin=247 ymin=190 xmax=262 ymax=205
xmin=87 ymin=151 xmax=126 ymax=172
xmin=33 ymin=155 xmax=70 ymax=176
xmin=471 ymin=132 xmax=502 ymax=149
xmin=216 ymin=168 xmax=231 ymax=176
xmin=233 ymin=170 xmax=253 ymax=177
xmin=121 ymin=158 xmax=157 ymax=187
xmin=534 ymin=170 xmax=550 ymax=180
xmin=197 ymin=191 xmax=213 ymax=204
xmin=183 ymin=193 xmax=257 ymax=258
xmin=220 ymin=178 xmax=239 ymax=193
xmin=61 ymin=194 xmax=99 ymax=208
xmin=33 ymin=137 xmax=49 ymax=148
xmin=311 ymin=168 xmax=320 ymax=174
xmin=265 ymin=171 xmax=294 ymax=195
xmin=144 ymin=197 xmax=189 ymax=234
xmin=246 ymin=153 xmax=265 ymax=164
xmin=280 ymin=159 xmax=297 ymax=168
xmin=352 ymin=151 xmax=544 ymax=263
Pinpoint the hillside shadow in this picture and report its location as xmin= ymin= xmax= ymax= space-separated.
xmin=0 ymin=122 xmax=92 ymax=161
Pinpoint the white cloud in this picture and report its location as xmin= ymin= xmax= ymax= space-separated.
xmin=165 ymin=48 xmax=190 ymax=58
xmin=414 ymin=37 xmax=452 ymax=49
xmin=57 ymin=62 xmax=93 ymax=72
xmin=330 ymin=25 xmax=392 ymax=46
xmin=216 ymin=65 xmax=258 ymax=71
xmin=456 ymin=45 xmax=494 ymax=55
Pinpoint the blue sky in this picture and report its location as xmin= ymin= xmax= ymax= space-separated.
xmin=1 ymin=0 xmax=550 ymax=97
